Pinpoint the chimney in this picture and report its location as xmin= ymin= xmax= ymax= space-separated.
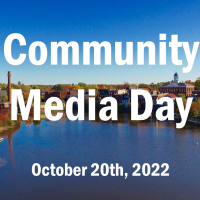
xmin=8 ymin=71 xmax=11 ymax=103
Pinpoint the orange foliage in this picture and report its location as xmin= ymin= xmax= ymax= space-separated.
xmin=123 ymin=82 xmax=130 ymax=89
xmin=62 ymin=84 xmax=72 ymax=91
xmin=98 ymin=84 xmax=106 ymax=89
xmin=190 ymin=102 xmax=199 ymax=117
xmin=24 ymin=92 xmax=30 ymax=102
xmin=185 ymin=80 xmax=195 ymax=85
xmin=0 ymin=109 xmax=11 ymax=126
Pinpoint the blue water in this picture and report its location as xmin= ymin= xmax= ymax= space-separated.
xmin=0 ymin=115 xmax=200 ymax=200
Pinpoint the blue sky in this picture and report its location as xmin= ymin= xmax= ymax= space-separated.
xmin=0 ymin=0 xmax=200 ymax=85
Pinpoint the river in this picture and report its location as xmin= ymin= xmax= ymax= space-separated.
xmin=0 ymin=114 xmax=200 ymax=200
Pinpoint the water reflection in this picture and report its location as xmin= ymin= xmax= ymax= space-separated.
xmin=0 ymin=158 xmax=6 ymax=167
xmin=0 ymin=127 xmax=20 ymax=168
xmin=0 ymin=115 xmax=200 ymax=199
xmin=1 ymin=114 xmax=200 ymax=151
xmin=85 ymin=113 xmax=200 ymax=134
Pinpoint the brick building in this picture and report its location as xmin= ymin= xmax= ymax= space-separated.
xmin=159 ymin=73 xmax=194 ymax=97
xmin=45 ymin=90 xmax=78 ymax=101
xmin=97 ymin=89 xmax=127 ymax=101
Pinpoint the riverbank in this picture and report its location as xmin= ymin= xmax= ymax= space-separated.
xmin=0 ymin=109 xmax=33 ymax=133
xmin=174 ymin=114 xmax=200 ymax=127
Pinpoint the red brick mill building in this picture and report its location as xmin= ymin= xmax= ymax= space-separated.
xmin=159 ymin=73 xmax=195 ymax=97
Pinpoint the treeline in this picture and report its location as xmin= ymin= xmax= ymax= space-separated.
xmin=175 ymin=94 xmax=200 ymax=118
xmin=0 ymin=77 xmax=199 ymax=94
xmin=0 ymin=82 xmax=164 ymax=93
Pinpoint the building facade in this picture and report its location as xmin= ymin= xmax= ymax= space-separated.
xmin=45 ymin=91 xmax=78 ymax=101
xmin=159 ymin=73 xmax=194 ymax=97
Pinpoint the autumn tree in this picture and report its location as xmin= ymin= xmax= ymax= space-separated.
xmin=185 ymin=80 xmax=194 ymax=85
xmin=123 ymin=82 xmax=130 ymax=89
xmin=88 ymin=84 xmax=99 ymax=90
xmin=20 ymin=84 xmax=31 ymax=93
xmin=62 ymin=84 xmax=72 ymax=91
xmin=155 ymin=83 xmax=163 ymax=91
xmin=116 ymin=84 xmax=124 ymax=90
xmin=138 ymin=83 xmax=150 ymax=88
xmin=130 ymin=84 xmax=138 ymax=88
xmin=71 ymin=85 xmax=81 ymax=90
xmin=189 ymin=102 xmax=199 ymax=118
xmin=24 ymin=92 xmax=30 ymax=103
xmin=98 ymin=84 xmax=107 ymax=89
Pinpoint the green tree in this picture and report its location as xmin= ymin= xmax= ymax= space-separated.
xmin=53 ymin=84 xmax=64 ymax=91
xmin=0 ymin=96 xmax=8 ymax=102
xmin=177 ymin=93 xmax=186 ymax=102
xmin=32 ymin=85 xmax=39 ymax=89
xmin=195 ymin=79 xmax=200 ymax=89
xmin=78 ymin=82 xmax=89 ymax=92
xmin=78 ymin=82 xmax=87 ymax=87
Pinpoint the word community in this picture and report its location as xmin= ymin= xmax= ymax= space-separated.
xmin=11 ymin=89 xmax=193 ymax=129
xmin=4 ymin=33 xmax=200 ymax=73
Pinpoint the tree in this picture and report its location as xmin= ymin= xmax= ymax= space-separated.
xmin=123 ymin=82 xmax=130 ymax=89
xmin=20 ymin=84 xmax=31 ymax=93
xmin=189 ymin=102 xmax=199 ymax=118
xmin=130 ymin=84 xmax=138 ymax=88
xmin=41 ymin=96 xmax=44 ymax=102
xmin=78 ymin=82 xmax=87 ymax=88
xmin=150 ymin=82 xmax=154 ymax=87
xmin=33 ymin=120 xmax=42 ymax=126
xmin=195 ymin=98 xmax=200 ymax=114
xmin=107 ymin=85 xmax=115 ymax=89
xmin=195 ymin=79 xmax=200 ymax=89
xmin=53 ymin=84 xmax=64 ymax=91
xmin=0 ymin=96 xmax=8 ymax=102
xmin=71 ymin=85 xmax=81 ymax=90
xmin=98 ymin=84 xmax=107 ymax=89
xmin=138 ymin=83 xmax=150 ymax=88
xmin=116 ymin=84 xmax=124 ymax=90
xmin=88 ymin=84 xmax=99 ymax=90
xmin=32 ymin=85 xmax=39 ymax=89
xmin=78 ymin=82 xmax=89 ymax=92
xmin=13 ymin=84 xmax=21 ymax=89
xmin=177 ymin=93 xmax=186 ymax=102
xmin=155 ymin=83 xmax=163 ymax=91
xmin=185 ymin=80 xmax=194 ymax=85
xmin=62 ymin=84 xmax=72 ymax=91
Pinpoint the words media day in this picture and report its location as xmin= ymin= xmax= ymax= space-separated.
xmin=11 ymin=89 xmax=193 ymax=129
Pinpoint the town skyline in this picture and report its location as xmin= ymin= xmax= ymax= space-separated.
xmin=0 ymin=70 xmax=198 ymax=86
